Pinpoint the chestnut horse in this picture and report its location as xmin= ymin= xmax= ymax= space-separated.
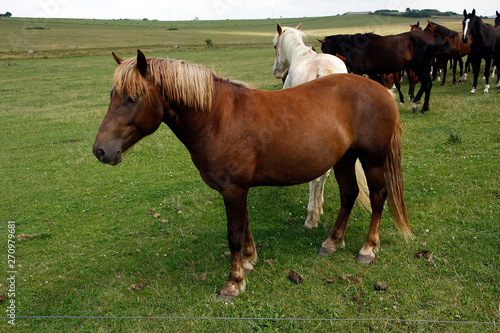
xmin=424 ymin=20 xmax=472 ymax=86
xmin=462 ymin=9 xmax=500 ymax=93
xmin=93 ymin=50 xmax=413 ymax=301
xmin=272 ymin=23 xmax=370 ymax=230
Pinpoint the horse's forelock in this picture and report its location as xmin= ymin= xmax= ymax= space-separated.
xmin=113 ymin=57 xmax=150 ymax=99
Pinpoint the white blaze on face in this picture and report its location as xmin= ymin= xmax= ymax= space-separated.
xmin=464 ymin=18 xmax=470 ymax=38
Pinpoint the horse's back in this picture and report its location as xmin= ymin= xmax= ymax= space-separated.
xmin=269 ymin=73 xmax=399 ymax=138
xmin=285 ymin=53 xmax=347 ymax=87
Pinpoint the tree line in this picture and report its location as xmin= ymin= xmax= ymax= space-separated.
xmin=371 ymin=8 xmax=458 ymax=18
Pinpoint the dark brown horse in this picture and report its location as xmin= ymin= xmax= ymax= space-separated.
xmin=425 ymin=20 xmax=472 ymax=86
xmin=93 ymin=50 xmax=412 ymax=301
xmin=319 ymin=30 xmax=445 ymax=114
xmin=462 ymin=9 xmax=500 ymax=93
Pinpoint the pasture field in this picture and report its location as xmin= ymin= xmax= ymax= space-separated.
xmin=0 ymin=15 xmax=499 ymax=332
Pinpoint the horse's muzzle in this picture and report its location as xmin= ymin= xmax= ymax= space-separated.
xmin=92 ymin=145 xmax=122 ymax=165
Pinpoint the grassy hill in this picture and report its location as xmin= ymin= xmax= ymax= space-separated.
xmin=0 ymin=14 xmax=477 ymax=59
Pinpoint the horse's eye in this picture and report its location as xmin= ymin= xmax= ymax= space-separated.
xmin=126 ymin=96 xmax=137 ymax=105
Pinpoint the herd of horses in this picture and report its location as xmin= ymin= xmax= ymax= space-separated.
xmin=318 ymin=9 xmax=500 ymax=114
xmin=92 ymin=9 xmax=498 ymax=301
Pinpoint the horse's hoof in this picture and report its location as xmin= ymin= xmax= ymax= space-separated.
xmin=319 ymin=246 xmax=334 ymax=256
xmin=417 ymin=111 xmax=425 ymax=116
xmin=303 ymin=223 xmax=318 ymax=230
xmin=356 ymin=254 xmax=375 ymax=264
xmin=243 ymin=263 xmax=254 ymax=275
xmin=218 ymin=293 xmax=236 ymax=303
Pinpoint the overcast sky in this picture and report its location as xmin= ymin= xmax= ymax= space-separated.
xmin=4 ymin=0 xmax=498 ymax=21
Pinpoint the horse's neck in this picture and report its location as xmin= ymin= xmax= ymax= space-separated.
xmin=283 ymin=36 xmax=312 ymax=63
xmin=165 ymin=79 xmax=240 ymax=150
xmin=471 ymin=21 xmax=486 ymax=42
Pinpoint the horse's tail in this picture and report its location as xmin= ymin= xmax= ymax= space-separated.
xmin=384 ymin=119 xmax=414 ymax=240
xmin=429 ymin=33 xmax=449 ymax=55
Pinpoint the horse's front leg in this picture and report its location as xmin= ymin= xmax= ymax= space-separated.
xmin=219 ymin=187 xmax=256 ymax=301
xmin=470 ymin=56 xmax=481 ymax=94
xmin=482 ymin=58 xmax=492 ymax=94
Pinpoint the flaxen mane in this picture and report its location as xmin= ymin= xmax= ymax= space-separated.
xmin=113 ymin=57 xmax=216 ymax=111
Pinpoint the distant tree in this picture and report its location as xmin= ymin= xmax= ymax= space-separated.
xmin=1 ymin=12 xmax=12 ymax=17
xmin=402 ymin=9 xmax=431 ymax=18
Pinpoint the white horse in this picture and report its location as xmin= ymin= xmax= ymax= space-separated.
xmin=273 ymin=23 xmax=370 ymax=230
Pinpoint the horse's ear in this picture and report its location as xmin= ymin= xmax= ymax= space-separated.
xmin=463 ymin=9 xmax=467 ymax=17
xmin=471 ymin=9 xmax=476 ymax=16
xmin=295 ymin=23 xmax=302 ymax=30
xmin=497 ymin=10 xmax=499 ymax=16
xmin=136 ymin=49 xmax=148 ymax=77
xmin=112 ymin=52 xmax=124 ymax=65
xmin=317 ymin=39 xmax=325 ymax=45
xmin=277 ymin=23 xmax=283 ymax=36
xmin=416 ymin=21 xmax=420 ymax=27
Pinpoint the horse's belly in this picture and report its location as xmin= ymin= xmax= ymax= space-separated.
xmin=253 ymin=139 xmax=348 ymax=186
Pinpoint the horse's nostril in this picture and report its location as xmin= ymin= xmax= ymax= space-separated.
xmin=93 ymin=147 xmax=106 ymax=160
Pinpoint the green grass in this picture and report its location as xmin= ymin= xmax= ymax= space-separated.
xmin=0 ymin=16 xmax=499 ymax=332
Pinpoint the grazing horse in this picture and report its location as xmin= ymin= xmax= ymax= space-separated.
xmin=319 ymin=30 xmax=444 ymax=114
xmin=93 ymin=50 xmax=413 ymax=301
xmin=425 ymin=20 xmax=472 ymax=86
xmin=272 ymin=23 xmax=370 ymax=230
xmin=462 ymin=9 xmax=500 ymax=93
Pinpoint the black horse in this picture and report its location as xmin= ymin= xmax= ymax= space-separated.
xmin=462 ymin=9 xmax=500 ymax=93
xmin=319 ymin=30 xmax=445 ymax=114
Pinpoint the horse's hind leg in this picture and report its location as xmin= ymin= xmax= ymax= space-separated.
xmin=320 ymin=153 xmax=358 ymax=256
xmin=305 ymin=178 xmax=321 ymax=229
xmin=356 ymin=161 xmax=387 ymax=264
xmin=304 ymin=170 xmax=331 ymax=229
